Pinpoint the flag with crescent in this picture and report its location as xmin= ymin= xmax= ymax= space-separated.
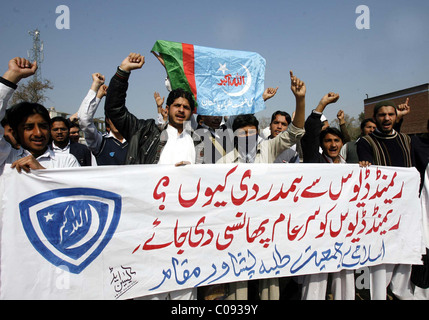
xmin=151 ymin=40 xmax=266 ymax=116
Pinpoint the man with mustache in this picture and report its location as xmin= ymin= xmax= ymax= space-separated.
xmin=105 ymin=53 xmax=204 ymax=168
xmin=104 ymin=53 xmax=206 ymax=300
xmin=50 ymin=116 xmax=93 ymax=167
xmin=357 ymin=100 xmax=412 ymax=167
xmin=357 ymin=99 xmax=414 ymax=300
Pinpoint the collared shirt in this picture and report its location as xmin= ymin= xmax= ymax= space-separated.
xmin=217 ymin=123 xmax=305 ymax=164
xmin=322 ymin=153 xmax=346 ymax=164
xmin=1 ymin=146 xmax=80 ymax=175
xmin=52 ymin=139 xmax=97 ymax=167
xmin=158 ymin=124 xmax=196 ymax=165
xmin=0 ymin=81 xmax=80 ymax=175
xmin=51 ymin=141 xmax=71 ymax=153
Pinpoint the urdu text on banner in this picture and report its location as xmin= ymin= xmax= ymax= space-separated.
xmin=0 ymin=163 xmax=423 ymax=299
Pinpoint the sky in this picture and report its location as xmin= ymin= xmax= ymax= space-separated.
xmin=1 ymin=0 xmax=428 ymax=125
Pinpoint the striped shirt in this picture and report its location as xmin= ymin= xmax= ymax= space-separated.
xmin=357 ymin=129 xmax=412 ymax=167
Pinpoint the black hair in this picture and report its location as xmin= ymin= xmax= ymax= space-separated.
xmin=270 ymin=110 xmax=291 ymax=125
xmin=166 ymin=88 xmax=195 ymax=113
xmin=0 ymin=108 xmax=11 ymax=127
xmin=69 ymin=121 xmax=80 ymax=129
xmin=320 ymin=127 xmax=344 ymax=145
xmin=232 ymin=114 xmax=259 ymax=133
xmin=360 ymin=118 xmax=376 ymax=130
xmin=50 ymin=116 xmax=70 ymax=129
xmin=8 ymin=102 xmax=51 ymax=133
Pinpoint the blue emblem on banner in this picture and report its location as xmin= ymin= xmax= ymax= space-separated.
xmin=19 ymin=188 xmax=122 ymax=274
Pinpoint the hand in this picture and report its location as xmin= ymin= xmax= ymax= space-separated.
xmin=316 ymin=92 xmax=340 ymax=112
xmin=11 ymin=155 xmax=45 ymax=173
xmin=96 ymin=84 xmax=108 ymax=99
xmin=337 ymin=110 xmax=345 ymax=125
xmin=396 ymin=97 xmax=410 ymax=122
xmin=3 ymin=57 xmax=38 ymax=84
xmin=92 ymin=73 xmax=105 ymax=85
xmin=154 ymin=92 xmax=168 ymax=121
xmin=175 ymin=161 xmax=191 ymax=167
xmin=120 ymin=53 xmax=145 ymax=72
xmin=69 ymin=112 xmax=78 ymax=123
xmin=154 ymin=91 xmax=165 ymax=108
xmin=359 ymin=161 xmax=371 ymax=168
xmin=152 ymin=51 xmax=166 ymax=68
xmin=290 ymin=71 xmax=306 ymax=99
xmin=263 ymin=87 xmax=278 ymax=101
xmin=90 ymin=73 xmax=105 ymax=92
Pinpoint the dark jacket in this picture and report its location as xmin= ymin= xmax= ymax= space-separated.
xmin=69 ymin=141 xmax=92 ymax=166
xmin=104 ymin=68 xmax=204 ymax=165
xmin=301 ymin=111 xmax=329 ymax=163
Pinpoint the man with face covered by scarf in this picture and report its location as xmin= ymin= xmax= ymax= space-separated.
xmin=217 ymin=71 xmax=306 ymax=165
xmin=231 ymin=114 xmax=260 ymax=163
xmin=217 ymin=71 xmax=306 ymax=300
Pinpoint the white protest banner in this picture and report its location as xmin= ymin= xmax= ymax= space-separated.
xmin=0 ymin=163 xmax=423 ymax=299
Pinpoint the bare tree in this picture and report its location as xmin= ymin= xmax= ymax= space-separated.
xmin=333 ymin=112 xmax=361 ymax=140
xmin=9 ymin=77 xmax=53 ymax=106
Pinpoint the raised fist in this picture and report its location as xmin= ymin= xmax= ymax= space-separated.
xmin=120 ymin=53 xmax=145 ymax=72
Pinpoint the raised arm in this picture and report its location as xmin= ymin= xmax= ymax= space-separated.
xmin=104 ymin=53 xmax=146 ymax=141
xmin=315 ymin=92 xmax=340 ymax=114
xmin=154 ymin=91 xmax=167 ymax=125
xmin=290 ymin=71 xmax=305 ymax=129
xmin=263 ymin=87 xmax=279 ymax=101
xmin=1 ymin=57 xmax=41 ymax=172
xmin=394 ymin=97 xmax=410 ymax=132
xmin=301 ymin=92 xmax=340 ymax=163
xmin=2 ymin=57 xmax=38 ymax=85
xmin=267 ymin=72 xmax=306 ymax=159
xmin=77 ymin=73 xmax=106 ymax=154
xmin=337 ymin=110 xmax=351 ymax=143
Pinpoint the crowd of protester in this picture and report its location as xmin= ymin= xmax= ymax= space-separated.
xmin=0 ymin=53 xmax=427 ymax=300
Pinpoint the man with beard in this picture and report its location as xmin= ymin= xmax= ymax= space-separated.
xmin=357 ymin=100 xmax=412 ymax=168
xmin=357 ymin=99 xmax=414 ymax=300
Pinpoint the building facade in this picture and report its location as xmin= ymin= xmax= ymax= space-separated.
xmin=364 ymin=83 xmax=428 ymax=135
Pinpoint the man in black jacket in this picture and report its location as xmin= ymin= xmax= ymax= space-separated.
xmin=300 ymin=92 xmax=358 ymax=300
xmin=105 ymin=53 xmax=204 ymax=167
xmin=105 ymin=53 xmax=206 ymax=300
xmin=301 ymin=92 xmax=345 ymax=164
